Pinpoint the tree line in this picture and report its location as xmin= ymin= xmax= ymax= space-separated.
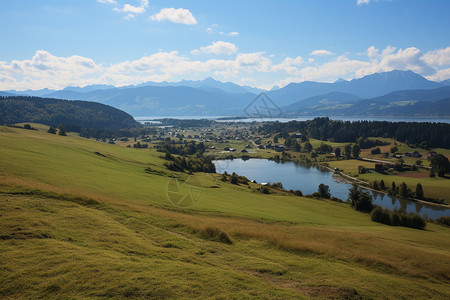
xmin=258 ymin=117 xmax=450 ymax=149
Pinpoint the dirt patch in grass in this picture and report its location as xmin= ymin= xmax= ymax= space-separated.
xmin=248 ymin=269 xmax=363 ymax=299
xmin=398 ymin=172 xmax=430 ymax=178
xmin=298 ymin=285 xmax=363 ymax=299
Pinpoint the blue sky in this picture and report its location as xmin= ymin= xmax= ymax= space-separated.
xmin=1 ymin=0 xmax=449 ymax=90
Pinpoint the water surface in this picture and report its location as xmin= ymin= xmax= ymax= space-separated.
xmin=214 ymin=158 xmax=449 ymax=220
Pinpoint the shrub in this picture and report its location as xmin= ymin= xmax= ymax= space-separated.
xmin=436 ymin=216 xmax=450 ymax=227
xmin=371 ymin=206 xmax=389 ymax=224
xmin=348 ymin=185 xmax=373 ymax=213
xmin=47 ymin=126 xmax=56 ymax=134
xmin=58 ymin=125 xmax=67 ymax=136
xmin=293 ymin=190 xmax=303 ymax=197
xmin=370 ymin=206 xmax=426 ymax=229
xmin=260 ymin=187 xmax=270 ymax=194
xmin=371 ymin=147 xmax=381 ymax=154
xmin=230 ymin=173 xmax=239 ymax=184
xmin=271 ymin=182 xmax=284 ymax=189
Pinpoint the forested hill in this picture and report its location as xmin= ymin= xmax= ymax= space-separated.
xmin=0 ymin=96 xmax=139 ymax=131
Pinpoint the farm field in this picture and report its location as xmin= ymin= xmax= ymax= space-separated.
xmin=0 ymin=125 xmax=449 ymax=299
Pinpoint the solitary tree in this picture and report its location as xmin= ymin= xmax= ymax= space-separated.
xmin=430 ymin=154 xmax=450 ymax=177
xmin=334 ymin=147 xmax=341 ymax=157
xmin=390 ymin=146 xmax=398 ymax=153
xmin=352 ymin=144 xmax=360 ymax=158
xmin=303 ymin=141 xmax=313 ymax=153
xmin=344 ymin=144 xmax=352 ymax=159
xmin=415 ymin=183 xmax=424 ymax=199
xmin=318 ymin=183 xmax=331 ymax=199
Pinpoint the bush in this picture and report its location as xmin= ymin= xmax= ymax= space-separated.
xmin=230 ymin=173 xmax=239 ymax=184
xmin=260 ymin=187 xmax=270 ymax=194
xmin=348 ymin=185 xmax=373 ymax=213
xmin=292 ymin=190 xmax=303 ymax=197
xmin=436 ymin=216 xmax=450 ymax=227
xmin=370 ymin=206 xmax=426 ymax=229
xmin=47 ymin=126 xmax=56 ymax=134
xmin=371 ymin=147 xmax=381 ymax=154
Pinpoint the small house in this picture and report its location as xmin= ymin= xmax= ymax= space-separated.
xmin=375 ymin=163 xmax=383 ymax=172
xmin=405 ymin=151 xmax=422 ymax=158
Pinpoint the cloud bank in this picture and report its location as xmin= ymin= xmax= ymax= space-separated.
xmin=1 ymin=46 xmax=449 ymax=90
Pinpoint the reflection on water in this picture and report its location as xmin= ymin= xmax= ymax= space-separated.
xmin=214 ymin=158 xmax=450 ymax=220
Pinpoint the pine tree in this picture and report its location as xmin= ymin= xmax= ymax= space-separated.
xmin=58 ymin=126 xmax=67 ymax=136
xmin=47 ymin=126 xmax=56 ymax=134
xmin=399 ymin=182 xmax=408 ymax=199
xmin=415 ymin=183 xmax=424 ymax=199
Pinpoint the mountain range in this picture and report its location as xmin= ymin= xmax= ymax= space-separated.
xmin=3 ymin=70 xmax=450 ymax=117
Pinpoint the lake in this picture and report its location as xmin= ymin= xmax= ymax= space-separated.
xmin=135 ymin=116 xmax=450 ymax=124
xmin=214 ymin=158 xmax=450 ymax=220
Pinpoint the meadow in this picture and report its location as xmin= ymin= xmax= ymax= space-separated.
xmin=1 ymin=124 xmax=449 ymax=299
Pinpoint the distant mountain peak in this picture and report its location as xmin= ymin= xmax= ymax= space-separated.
xmin=334 ymin=78 xmax=347 ymax=83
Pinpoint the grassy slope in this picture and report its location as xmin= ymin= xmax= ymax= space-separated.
xmin=1 ymin=125 xmax=450 ymax=299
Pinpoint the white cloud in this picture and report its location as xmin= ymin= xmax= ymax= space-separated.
xmin=236 ymin=52 xmax=272 ymax=72
xmin=228 ymin=32 xmax=240 ymax=36
xmin=310 ymin=50 xmax=334 ymax=56
xmin=124 ymin=14 xmax=135 ymax=20
xmin=357 ymin=0 xmax=370 ymax=5
xmin=357 ymin=0 xmax=390 ymax=6
xmin=2 ymin=45 xmax=450 ymax=91
xmin=359 ymin=46 xmax=435 ymax=76
xmin=150 ymin=8 xmax=197 ymax=25
xmin=113 ymin=0 xmax=148 ymax=19
xmin=191 ymin=41 xmax=238 ymax=56
xmin=272 ymin=56 xmax=304 ymax=74
xmin=422 ymin=47 xmax=450 ymax=66
xmin=98 ymin=0 xmax=117 ymax=4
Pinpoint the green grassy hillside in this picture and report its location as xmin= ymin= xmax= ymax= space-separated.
xmin=1 ymin=125 xmax=449 ymax=299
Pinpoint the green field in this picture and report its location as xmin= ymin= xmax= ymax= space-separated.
xmin=326 ymin=159 xmax=450 ymax=203
xmin=1 ymin=125 xmax=450 ymax=299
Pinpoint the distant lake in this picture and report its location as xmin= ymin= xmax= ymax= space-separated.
xmin=135 ymin=116 xmax=450 ymax=124
xmin=213 ymin=158 xmax=450 ymax=220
